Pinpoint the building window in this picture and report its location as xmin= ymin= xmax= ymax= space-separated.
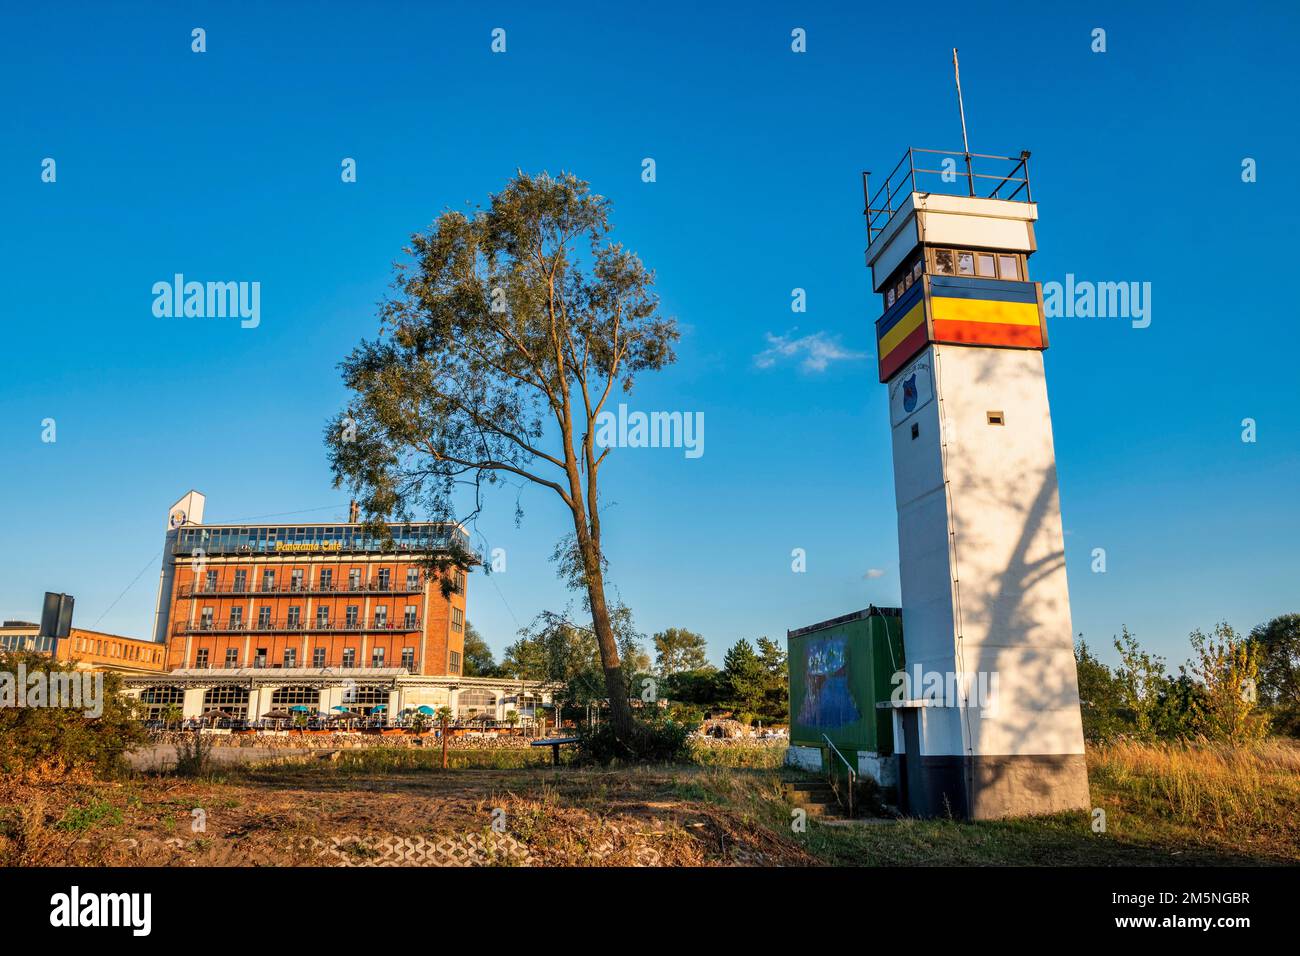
xmin=374 ymin=606 xmax=388 ymax=628
xmin=404 ymin=605 xmax=418 ymax=628
xmin=377 ymin=568 xmax=391 ymax=590
xmin=258 ymin=606 xmax=271 ymax=628
xmin=449 ymin=650 xmax=461 ymax=675
xmin=341 ymin=684 xmax=386 ymax=714
xmin=346 ymin=605 xmax=359 ymax=628
xmin=202 ymin=685 xmax=250 ymax=720
xmin=319 ymin=568 xmax=333 ymax=590
xmin=291 ymin=569 xmax=304 ymax=592
xmin=195 ymin=648 xmax=209 ymax=668
xmin=225 ymin=648 xmax=239 ymax=667
xmin=342 ymin=648 xmax=356 ymax=667
xmin=228 ymin=606 xmax=243 ymax=629
xmin=372 ymin=647 xmax=385 ymax=668
xmin=886 ymin=286 xmax=895 ymax=308
xmin=313 ymin=647 xmax=326 ymax=667
xmin=928 ymin=247 xmax=1025 ymax=282
xmin=451 ymin=607 xmax=464 ymax=634
xmin=401 ymin=647 xmax=415 ymax=670
xmin=139 ymin=685 xmax=185 ymax=721
xmin=233 ymin=569 xmax=248 ymax=592
xmin=261 ymin=569 xmax=275 ymax=592
xmin=200 ymin=608 xmax=214 ymax=630
xmin=287 ymin=606 xmax=301 ymax=628
xmin=348 ymin=569 xmax=361 ymax=591
xmin=457 ymin=689 xmax=494 ymax=718
xmin=204 ymin=570 xmax=218 ymax=593
xmin=284 ymin=648 xmax=297 ymax=668
xmin=316 ymin=606 xmax=330 ymax=628
xmin=254 ymin=648 xmax=267 ymax=668
xmin=406 ymin=568 xmax=420 ymax=590
xmin=455 ymin=571 xmax=466 ymax=593
xmin=271 ymin=685 xmax=317 ymax=709
xmin=912 ymin=259 xmax=924 ymax=283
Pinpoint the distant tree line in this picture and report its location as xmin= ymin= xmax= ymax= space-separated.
xmin=1075 ymin=614 xmax=1300 ymax=744
xmin=462 ymin=618 xmax=789 ymax=726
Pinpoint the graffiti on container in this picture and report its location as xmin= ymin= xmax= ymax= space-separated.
xmin=797 ymin=635 xmax=860 ymax=729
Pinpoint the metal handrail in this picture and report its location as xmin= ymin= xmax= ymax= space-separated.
xmin=863 ymin=147 xmax=1033 ymax=244
xmin=822 ymin=734 xmax=856 ymax=818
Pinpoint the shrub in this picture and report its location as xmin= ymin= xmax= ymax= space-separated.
xmin=173 ymin=731 xmax=215 ymax=777
xmin=575 ymin=716 xmax=691 ymax=765
xmin=0 ymin=651 xmax=144 ymax=781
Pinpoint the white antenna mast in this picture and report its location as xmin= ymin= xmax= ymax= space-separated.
xmin=953 ymin=47 xmax=975 ymax=197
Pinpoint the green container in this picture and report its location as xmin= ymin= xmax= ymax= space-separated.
xmin=787 ymin=606 xmax=903 ymax=756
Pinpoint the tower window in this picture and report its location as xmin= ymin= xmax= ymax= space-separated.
xmin=987 ymin=411 xmax=1005 ymax=426
xmin=976 ymin=253 xmax=997 ymax=277
xmin=997 ymin=255 xmax=1021 ymax=280
xmin=933 ymin=249 xmax=956 ymax=275
xmin=911 ymin=423 xmax=920 ymax=440
xmin=957 ymin=251 xmax=976 ymax=276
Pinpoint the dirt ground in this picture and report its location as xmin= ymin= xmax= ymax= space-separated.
xmin=0 ymin=764 xmax=819 ymax=867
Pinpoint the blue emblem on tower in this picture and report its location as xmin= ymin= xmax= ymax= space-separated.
xmin=902 ymin=373 xmax=918 ymax=413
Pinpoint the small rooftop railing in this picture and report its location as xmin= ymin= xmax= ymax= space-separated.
xmin=863 ymin=147 xmax=1033 ymax=244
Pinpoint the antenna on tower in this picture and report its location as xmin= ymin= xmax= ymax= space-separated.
xmin=952 ymin=47 xmax=975 ymax=197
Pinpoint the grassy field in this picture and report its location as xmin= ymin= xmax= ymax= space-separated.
xmin=1 ymin=739 xmax=1296 ymax=866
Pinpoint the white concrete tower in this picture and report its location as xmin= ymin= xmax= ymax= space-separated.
xmin=865 ymin=150 xmax=1089 ymax=818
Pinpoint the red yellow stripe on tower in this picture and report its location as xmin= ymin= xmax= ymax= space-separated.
xmin=875 ymin=275 xmax=1047 ymax=382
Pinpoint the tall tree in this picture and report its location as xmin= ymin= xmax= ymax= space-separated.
xmin=461 ymin=620 xmax=498 ymax=677
xmin=755 ymin=636 xmax=789 ymax=721
xmin=722 ymin=639 xmax=766 ymax=717
xmin=1250 ymin=614 xmax=1300 ymax=707
xmin=653 ymin=627 xmax=709 ymax=676
xmin=326 ymin=172 xmax=678 ymax=736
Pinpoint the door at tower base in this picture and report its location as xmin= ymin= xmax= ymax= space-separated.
xmin=886 ymin=344 xmax=1089 ymax=820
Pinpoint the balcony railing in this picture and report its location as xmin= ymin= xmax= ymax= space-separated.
xmin=863 ymin=147 xmax=1033 ymax=244
xmin=176 ymin=618 xmax=422 ymax=636
xmin=178 ymin=580 xmax=424 ymax=598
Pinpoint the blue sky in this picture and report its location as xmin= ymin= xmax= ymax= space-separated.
xmin=1 ymin=1 xmax=1297 ymax=671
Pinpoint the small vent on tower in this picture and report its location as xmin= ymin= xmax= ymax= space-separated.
xmin=987 ymin=411 xmax=1005 ymax=426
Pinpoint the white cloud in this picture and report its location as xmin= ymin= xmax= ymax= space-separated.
xmin=864 ymin=568 xmax=886 ymax=579
xmin=754 ymin=330 xmax=867 ymax=373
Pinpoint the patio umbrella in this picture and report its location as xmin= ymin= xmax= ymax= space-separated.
xmin=417 ymin=705 xmax=436 ymax=715
xmin=201 ymin=709 xmax=231 ymax=720
xmin=331 ymin=705 xmax=351 ymax=712
xmin=289 ymin=705 xmax=310 ymax=713
xmin=263 ymin=709 xmax=295 ymax=721
xmin=372 ymin=704 xmax=387 ymax=712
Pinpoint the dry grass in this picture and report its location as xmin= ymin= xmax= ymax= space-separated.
xmin=1085 ymin=738 xmax=1300 ymax=861
xmin=3 ymin=739 xmax=1296 ymax=867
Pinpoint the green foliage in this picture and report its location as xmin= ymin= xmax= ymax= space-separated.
xmin=653 ymin=627 xmax=709 ymax=675
xmin=574 ymin=715 xmax=691 ymax=765
xmin=1074 ymin=640 xmax=1128 ymax=742
xmin=0 ymin=651 xmax=144 ymax=780
xmin=461 ymin=620 xmax=500 ymax=677
xmin=755 ymin=636 xmax=789 ymax=722
xmin=56 ymin=800 xmax=123 ymax=833
xmin=173 ymin=731 xmax=215 ymax=777
xmin=1250 ymin=614 xmax=1300 ymax=735
xmin=722 ymin=639 xmax=765 ymax=717
xmin=503 ymin=605 xmax=649 ymax=710
xmin=1188 ymin=623 xmax=1270 ymax=743
xmin=1113 ymin=626 xmax=1171 ymax=742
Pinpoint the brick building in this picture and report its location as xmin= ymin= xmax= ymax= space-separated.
xmin=0 ymin=621 xmax=167 ymax=674
xmin=153 ymin=492 xmax=469 ymax=677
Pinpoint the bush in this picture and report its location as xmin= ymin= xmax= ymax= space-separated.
xmin=173 ymin=731 xmax=215 ymax=777
xmin=575 ymin=717 xmax=691 ymax=765
xmin=0 ymin=651 xmax=144 ymax=781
